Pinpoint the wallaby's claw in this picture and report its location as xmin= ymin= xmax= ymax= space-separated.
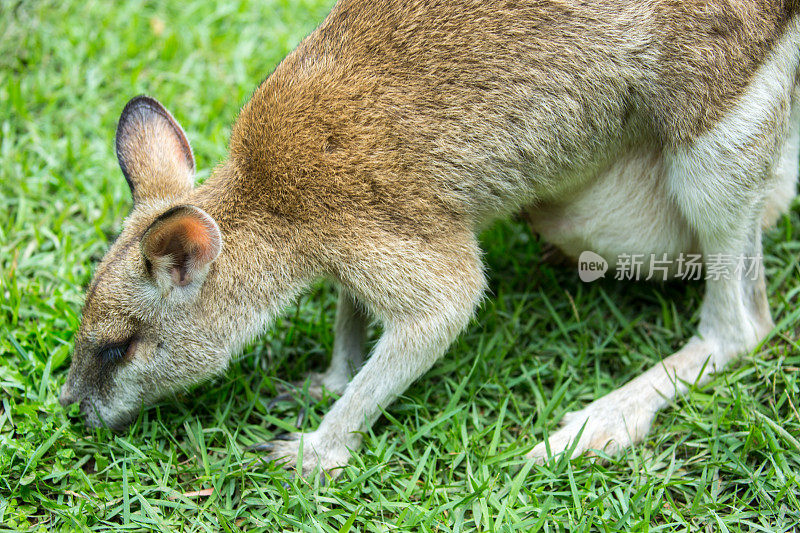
xmin=246 ymin=441 xmax=275 ymax=452
xmin=244 ymin=431 xmax=347 ymax=481
xmin=245 ymin=431 xmax=294 ymax=453
xmin=265 ymin=375 xmax=329 ymax=411
xmin=266 ymin=392 xmax=296 ymax=410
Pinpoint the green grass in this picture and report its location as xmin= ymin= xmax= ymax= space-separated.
xmin=3 ymin=0 xmax=800 ymax=530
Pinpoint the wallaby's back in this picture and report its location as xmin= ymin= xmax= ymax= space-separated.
xmin=220 ymin=0 xmax=797 ymax=231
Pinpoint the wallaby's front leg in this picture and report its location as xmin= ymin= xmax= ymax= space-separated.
xmin=267 ymin=289 xmax=367 ymax=405
xmin=305 ymin=288 xmax=368 ymax=397
xmin=252 ymin=235 xmax=486 ymax=477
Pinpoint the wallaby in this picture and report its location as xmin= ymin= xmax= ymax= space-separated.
xmin=60 ymin=0 xmax=800 ymax=477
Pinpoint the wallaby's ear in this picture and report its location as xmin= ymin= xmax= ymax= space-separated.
xmin=141 ymin=205 xmax=222 ymax=287
xmin=116 ymin=96 xmax=195 ymax=204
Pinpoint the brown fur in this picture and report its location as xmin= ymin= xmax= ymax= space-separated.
xmin=219 ymin=0 xmax=795 ymax=233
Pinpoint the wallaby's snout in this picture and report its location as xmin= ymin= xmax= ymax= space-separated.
xmin=60 ymin=301 xmax=144 ymax=430
xmin=58 ymin=382 xmax=76 ymax=408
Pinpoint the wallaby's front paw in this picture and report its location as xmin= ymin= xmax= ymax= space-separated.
xmin=295 ymin=372 xmax=331 ymax=401
xmin=268 ymin=371 xmax=346 ymax=407
xmin=248 ymin=431 xmax=351 ymax=479
xmin=305 ymin=370 xmax=351 ymax=399
xmin=526 ymin=399 xmax=657 ymax=463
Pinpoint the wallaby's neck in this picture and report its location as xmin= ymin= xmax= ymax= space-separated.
xmin=189 ymin=162 xmax=318 ymax=356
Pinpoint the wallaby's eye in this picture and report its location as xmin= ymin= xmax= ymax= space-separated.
xmin=98 ymin=338 xmax=135 ymax=365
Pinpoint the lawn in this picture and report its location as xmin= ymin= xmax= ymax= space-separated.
xmin=2 ymin=0 xmax=800 ymax=531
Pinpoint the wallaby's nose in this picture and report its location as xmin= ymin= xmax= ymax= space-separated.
xmin=59 ymin=384 xmax=77 ymax=408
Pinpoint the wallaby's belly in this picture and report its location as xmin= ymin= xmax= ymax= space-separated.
xmin=525 ymin=148 xmax=700 ymax=277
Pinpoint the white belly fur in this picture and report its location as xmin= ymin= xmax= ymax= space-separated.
xmin=527 ymin=149 xmax=699 ymax=276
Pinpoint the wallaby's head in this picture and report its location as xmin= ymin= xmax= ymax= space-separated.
xmin=59 ymin=96 xmax=230 ymax=430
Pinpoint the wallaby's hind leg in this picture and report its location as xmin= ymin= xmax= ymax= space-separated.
xmin=528 ymin=30 xmax=798 ymax=462
xmin=527 ymin=223 xmax=772 ymax=462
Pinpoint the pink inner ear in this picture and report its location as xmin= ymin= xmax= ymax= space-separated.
xmin=181 ymin=219 xmax=214 ymax=260
xmin=142 ymin=209 xmax=221 ymax=286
